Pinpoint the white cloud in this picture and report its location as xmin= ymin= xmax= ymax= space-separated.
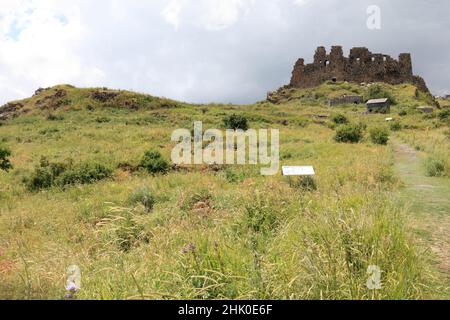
xmin=162 ymin=0 xmax=254 ymax=31
xmin=161 ymin=0 xmax=186 ymax=30
xmin=293 ymin=0 xmax=308 ymax=6
xmin=198 ymin=0 xmax=253 ymax=31
xmin=0 ymin=0 xmax=105 ymax=103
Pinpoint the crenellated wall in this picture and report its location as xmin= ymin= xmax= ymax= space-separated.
xmin=290 ymin=46 xmax=429 ymax=93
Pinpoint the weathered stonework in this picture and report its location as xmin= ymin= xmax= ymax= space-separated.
xmin=328 ymin=95 xmax=363 ymax=107
xmin=290 ymin=46 xmax=429 ymax=93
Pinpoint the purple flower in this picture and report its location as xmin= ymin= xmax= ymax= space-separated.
xmin=66 ymin=282 xmax=79 ymax=293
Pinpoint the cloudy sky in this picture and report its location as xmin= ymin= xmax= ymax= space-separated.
xmin=0 ymin=0 xmax=449 ymax=105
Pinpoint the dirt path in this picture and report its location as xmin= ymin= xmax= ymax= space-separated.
xmin=393 ymin=140 xmax=450 ymax=298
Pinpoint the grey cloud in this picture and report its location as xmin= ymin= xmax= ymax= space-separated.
xmin=1 ymin=0 xmax=449 ymax=105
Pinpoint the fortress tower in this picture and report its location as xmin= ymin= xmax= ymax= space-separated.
xmin=290 ymin=46 xmax=429 ymax=93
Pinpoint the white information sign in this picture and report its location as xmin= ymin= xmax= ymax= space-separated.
xmin=282 ymin=166 xmax=315 ymax=176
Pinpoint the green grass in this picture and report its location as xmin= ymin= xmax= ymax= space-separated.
xmin=0 ymin=82 xmax=448 ymax=299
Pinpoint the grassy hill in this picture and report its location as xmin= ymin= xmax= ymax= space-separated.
xmin=0 ymin=82 xmax=449 ymax=299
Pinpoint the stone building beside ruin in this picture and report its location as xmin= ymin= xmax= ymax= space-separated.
xmin=328 ymin=95 xmax=364 ymax=107
xmin=367 ymin=98 xmax=391 ymax=113
xmin=290 ymin=46 xmax=429 ymax=93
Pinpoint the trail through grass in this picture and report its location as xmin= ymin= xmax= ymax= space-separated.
xmin=393 ymin=140 xmax=450 ymax=298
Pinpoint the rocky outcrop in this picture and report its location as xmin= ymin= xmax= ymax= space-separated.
xmin=290 ymin=46 xmax=430 ymax=93
xmin=0 ymin=102 xmax=25 ymax=120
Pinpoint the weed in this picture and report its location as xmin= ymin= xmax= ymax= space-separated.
xmin=128 ymin=187 xmax=156 ymax=213
xmin=424 ymin=157 xmax=446 ymax=177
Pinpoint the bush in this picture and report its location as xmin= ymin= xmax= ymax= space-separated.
xmin=223 ymin=114 xmax=249 ymax=131
xmin=334 ymin=124 xmax=364 ymax=143
xmin=128 ymin=187 xmax=156 ymax=213
xmin=331 ymin=113 xmax=349 ymax=125
xmin=55 ymin=163 xmax=113 ymax=186
xmin=0 ymin=147 xmax=13 ymax=172
xmin=438 ymin=109 xmax=450 ymax=121
xmin=139 ymin=150 xmax=169 ymax=174
xmin=424 ymin=157 xmax=446 ymax=177
xmin=370 ymin=127 xmax=390 ymax=145
xmin=390 ymin=121 xmax=402 ymax=131
xmin=398 ymin=110 xmax=408 ymax=117
xmin=26 ymin=157 xmax=112 ymax=191
xmin=367 ymin=85 xmax=397 ymax=105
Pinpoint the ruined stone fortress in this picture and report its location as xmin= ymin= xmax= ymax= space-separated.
xmin=290 ymin=46 xmax=429 ymax=93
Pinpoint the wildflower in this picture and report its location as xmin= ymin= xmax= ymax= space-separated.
xmin=65 ymin=281 xmax=79 ymax=299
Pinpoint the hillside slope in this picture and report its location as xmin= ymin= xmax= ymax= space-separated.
xmin=0 ymin=82 xmax=449 ymax=299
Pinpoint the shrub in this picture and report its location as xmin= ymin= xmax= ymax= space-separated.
xmin=128 ymin=187 xmax=156 ymax=213
xmin=26 ymin=158 xmax=112 ymax=191
xmin=390 ymin=121 xmax=402 ymax=131
xmin=331 ymin=113 xmax=349 ymax=125
xmin=223 ymin=114 xmax=249 ymax=131
xmin=0 ymin=147 xmax=13 ymax=172
xmin=139 ymin=150 xmax=169 ymax=174
xmin=55 ymin=163 xmax=113 ymax=186
xmin=334 ymin=124 xmax=364 ymax=143
xmin=424 ymin=157 xmax=446 ymax=177
xmin=370 ymin=127 xmax=390 ymax=145
xmin=438 ymin=109 xmax=450 ymax=121
xmin=367 ymin=85 xmax=397 ymax=105
xmin=399 ymin=110 xmax=408 ymax=117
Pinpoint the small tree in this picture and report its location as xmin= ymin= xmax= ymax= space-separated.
xmin=223 ymin=114 xmax=249 ymax=130
xmin=139 ymin=150 xmax=169 ymax=174
xmin=0 ymin=147 xmax=12 ymax=172
xmin=370 ymin=127 xmax=390 ymax=145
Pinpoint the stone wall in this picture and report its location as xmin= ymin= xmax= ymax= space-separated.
xmin=290 ymin=46 xmax=429 ymax=93
xmin=328 ymin=95 xmax=363 ymax=107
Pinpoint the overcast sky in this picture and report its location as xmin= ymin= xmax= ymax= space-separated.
xmin=0 ymin=0 xmax=449 ymax=105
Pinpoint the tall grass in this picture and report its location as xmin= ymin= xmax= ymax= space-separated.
xmin=0 ymin=83 xmax=440 ymax=300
